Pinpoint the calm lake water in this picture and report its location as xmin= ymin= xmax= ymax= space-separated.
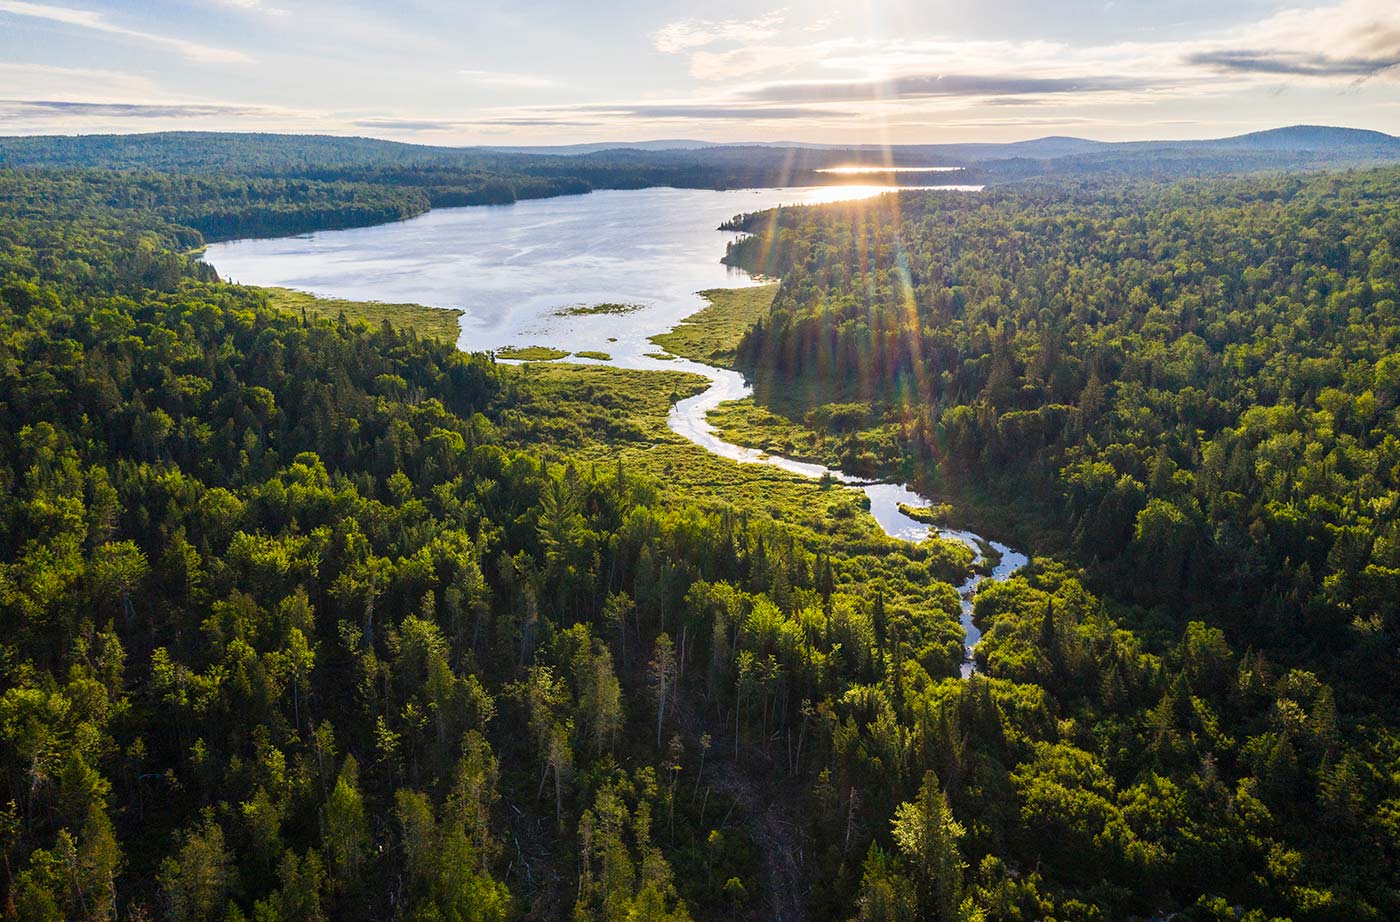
xmin=205 ymin=185 xmax=975 ymax=361
xmin=205 ymin=183 xmax=1022 ymax=671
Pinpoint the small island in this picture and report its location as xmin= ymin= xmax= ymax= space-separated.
xmin=496 ymin=345 xmax=570 ymax=361
xmin=897 ymin=501 xmax=953 ymax=525
xmin=554 ymin=301 xmax=645 ymax=317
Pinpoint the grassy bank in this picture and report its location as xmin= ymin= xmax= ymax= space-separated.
xmin=262 ymin=286 xmax=464 ymax=343
xmin=649 ymin=284 xmax=778 ymax=365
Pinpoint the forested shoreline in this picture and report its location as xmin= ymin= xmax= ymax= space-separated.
xmin=726 ymin=172 xmax=1400 ymax=656
xmin=0 ymin=134 xmax=835 ymax=244
xmin=3 ymin=157 xmax=1400 ymax=922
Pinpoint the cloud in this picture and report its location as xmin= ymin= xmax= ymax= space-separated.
xmin=0 ymin=62 xmax=162 ymax=99
xmin=1186 ymin=49 xmax=1400 ymax=78
xmin=740 ymin=73 xmax=1150 ymax=103
xmin=0 ymin=98 xmax=318 ymax=125
xmin=476 ymin=100 xmax=854 ymax=125
xmin=459 ymin=69 xmax=555 ymax=88
xmin=217 ymin=0 xmax=288 ymax=15
xmin=686 ymin=44 xmax=816 ymax=80
xmin=1185 ymin=0 xmax=1400 ymax=82
xmin=1 ymin=99 xmax=274 ymax=119
xmin=346 ymin=116 xmax=586 ymax=132
xmin=653 ymin=12 xmax=785 ymax=54
xmin=0 ymin=0 xmax=252 ymax=62
xmin=657 ymin=0 xmax=1400 ymax=103
xmin=350 ymin=117 xmax=470 ymax=131
xmin=471 ymin=117 xmax=605 ymax=128
xmin=577 ymin=103 xmax=852 ymax=120
xmin=361 ymin=105 xmax=837 ymax=130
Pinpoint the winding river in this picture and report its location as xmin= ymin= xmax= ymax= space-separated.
xmin=205 ymin=184 xmax=1025 ymax=672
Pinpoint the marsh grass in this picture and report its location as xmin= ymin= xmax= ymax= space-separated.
xmin=649 ymin=285 xmax=778 ymax=365
xmin=497 ymin=345 xmax=571 ymax=361
xmin=262 ymin=286 xmax=463 ymax=343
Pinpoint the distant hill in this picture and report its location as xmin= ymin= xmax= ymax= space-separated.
xmin=490 ymin=126 xmax=1398 ymax=162
xmin=0 ymin=131 xmax=467 ymax=171
xmin=1194 ymin=125 xmax=1400 ymax=151
xmin=3 ymin=125 xmax=1398 ymax=191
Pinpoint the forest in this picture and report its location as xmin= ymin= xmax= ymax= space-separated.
xmin=0 ymin=134 xmax=855 ymax=241
xmin=8 ymin=129 xmax=1397 ymax=244
xmin=2 ymin=155 xmax=1400 ymax=922
xmin=727 ymin=170 xmax=1400 ymax=656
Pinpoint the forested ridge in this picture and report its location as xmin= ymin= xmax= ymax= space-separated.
xmin=3 ymin=161 xmax=1399 ymax=922
xmin=0 ymin=134 xmax=841 ymax=244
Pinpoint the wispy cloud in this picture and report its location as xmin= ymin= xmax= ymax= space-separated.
xmin=576 ymin=102 xmax=852 ymax=120
xmin=2 ymin=99 xmax=275 ymax=119
xmin=470 ymin=100 xmax=851 ymax=126
xmin=685 ymin=44 xmax=815 ymax=80
xmin=354 ymin=114 xmax=608 ymax=132
xmin=471 ymin=117 xmax=603 ymax=128
xmin=459 ymin=69 xmax=555 ymax=88
xmin=1186 ymin=49 xmax=1400 ymax=78
xmin=350 ymin=117 xmax=472 ymax=131
xmin=740 ymin=73 xmax=1151 ymax=103
xmin=653 ymin=12 xmax=785 ymax=54
xmin=0 ymin=0 xmax=252 ymax=62
xmin=0 ymin=62 xmax=163 ymax=99
xmin=217 ymin=0 xmax=289 ymax=16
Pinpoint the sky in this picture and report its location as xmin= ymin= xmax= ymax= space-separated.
xmin=3 ymin=0 xmax=1400 ymax=145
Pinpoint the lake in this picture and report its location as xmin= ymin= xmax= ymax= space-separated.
xmin=204 ymin=184 xmax=976 ymax=362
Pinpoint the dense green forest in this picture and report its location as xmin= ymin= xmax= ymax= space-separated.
xmin=8 ymin=129 xmax=1396 ymax=246
xmin=728 ymin=171 xmax=1400 ymax=651
xmin=5 ymin=156 xmax=1400 ymax=922
xmin=0 ymin=134 xmax=850 ymax=242
xmin=0 ymin=135 xmax=776 ymax=244
xmin=725 ymin=168 xmax=1400 ymax=913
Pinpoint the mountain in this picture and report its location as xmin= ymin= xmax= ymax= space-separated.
xmin=1198 ymin=125 xmax=1400 ymax=151
xmin=491 ymin=128 xmax=1398 ymax=164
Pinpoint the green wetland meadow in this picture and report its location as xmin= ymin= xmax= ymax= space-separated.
xmin=2 ymin=132 xmax=1400 ymax=922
